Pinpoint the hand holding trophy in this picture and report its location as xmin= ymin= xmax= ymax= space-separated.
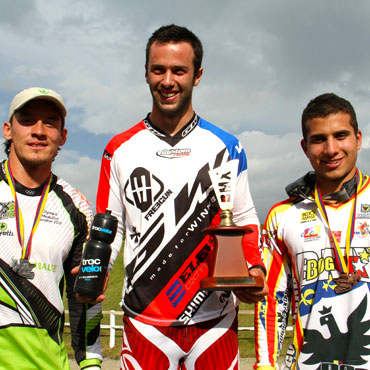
xmin=200 ymin=160 xmax=264 ymax=291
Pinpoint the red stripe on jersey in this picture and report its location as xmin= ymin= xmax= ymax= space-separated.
xmin=135 ymin=234 xmax=213 ymax=325
xmin=96 ymin=121 xmax=146 ymax=213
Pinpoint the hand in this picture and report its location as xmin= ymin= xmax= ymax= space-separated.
xmin=233 ymin=268 xmax=268 ymax=304
xmin=71 ymin=266 xmax=110 ymax=304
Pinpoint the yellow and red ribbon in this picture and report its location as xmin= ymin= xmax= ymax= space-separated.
xmin=5 ymin=160 xmax=52 ymax=260
xmin=314 ymin=169 xmax=362 ymax=274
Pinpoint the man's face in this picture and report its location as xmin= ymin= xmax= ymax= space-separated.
xmin=301 ymin=112 xmax=362 ymax=194
xmin=3 ymin=99 xmax=67 ymax=169
xmin=145 ymin=41 xmax=203 ymax=120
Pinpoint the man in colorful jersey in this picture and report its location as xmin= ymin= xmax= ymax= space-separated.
xmin=255 ymin=93 xmax=370 ymax=369
xmin=1 ymin=87 xmax=102 ymax=369
xmin=96 ymin=24 xmax=267 ymax=369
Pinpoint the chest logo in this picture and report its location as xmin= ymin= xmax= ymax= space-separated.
xmin=301 ymin=209 xmax=317 ymax=223
xmin=156 ymin=148 xmax=191 ymax=159
xmin=301 ymin=226 xmax=321 ymax=240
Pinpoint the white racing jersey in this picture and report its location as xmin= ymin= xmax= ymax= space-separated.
xmin=255 ymin=173 xmax=370 ymax=370
xmin=0 ymin=161 xmax=102 ymax=370
xmin=97 ymin=114 xmax=262 ymax=326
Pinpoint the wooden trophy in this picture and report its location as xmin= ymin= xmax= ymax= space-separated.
xmin=200 ymin=160 xmax=264 ymax=291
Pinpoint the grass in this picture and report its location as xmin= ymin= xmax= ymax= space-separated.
xmin=64 ymin=247 xmax=292 ymax=360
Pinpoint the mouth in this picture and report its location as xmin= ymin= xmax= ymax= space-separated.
xmin=28 ymin=142 xmax=47 ymax=150
xmin=159 ymin=90 xmax=178 ymax=101
xmin=321 ymin=158 xmax=343 ymax=168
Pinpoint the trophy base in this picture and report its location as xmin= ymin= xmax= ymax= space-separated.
xmin=200 ymin=275 xmax=264 ymax=291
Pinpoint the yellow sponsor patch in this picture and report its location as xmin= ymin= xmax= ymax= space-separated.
xmin=301 ymin=209 xmax=317 ymax=222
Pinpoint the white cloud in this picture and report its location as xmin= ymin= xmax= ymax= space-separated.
xmin=53 ymin=150 xmax=101 ymax=211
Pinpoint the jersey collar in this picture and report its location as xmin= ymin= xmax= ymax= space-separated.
xmin=144 ymin=113 xmax=199 ymax=147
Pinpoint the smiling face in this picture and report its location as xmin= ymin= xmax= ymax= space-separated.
xmin=145 ymin=41 xmax=203 ymax=132
xmin=3 ymin=99 xmax=67 ymax=175
xmin=301 ymin=112 xmax=362 ymax=195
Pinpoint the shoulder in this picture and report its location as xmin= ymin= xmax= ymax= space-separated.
xmin=52 ymin=176 xmax=92 ymax=222
xmin=197 ymin=117 xmax=246 ymax=167
xmin=197 ymin=117 xmax=239 ymax=145
xmin=264 ymin=198 xmax=297 ymax=229
xmin=103 ymin=121 xmax=147 ymax=159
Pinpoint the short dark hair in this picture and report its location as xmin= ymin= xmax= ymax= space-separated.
xmin=145 ymin=24 xmax=203 ymax=76
xmin=301 ymin=93 xmax=358 ymax=141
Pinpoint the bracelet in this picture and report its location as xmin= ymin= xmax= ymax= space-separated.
xmin=249 ymin=264 xmax=267 ymax=276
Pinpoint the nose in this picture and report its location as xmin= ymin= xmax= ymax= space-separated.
xmin=31 ymin=119 xmax=46 ymax=137
xmin=324 ymin=137 xmax=339 ymax=156
xmin=162 ymin=70 xmax=174 ymax=87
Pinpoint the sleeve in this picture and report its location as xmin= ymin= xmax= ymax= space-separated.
xmin=64 ymin=196 xmax=103 ymax=368
xmin=254 ymin=206 xmax=292 ymax=369
xmin=96 ymin=143 xmax=125 ymax=270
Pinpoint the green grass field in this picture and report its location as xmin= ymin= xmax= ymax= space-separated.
xmin=65 ymin=247 xmax=292 ymax=360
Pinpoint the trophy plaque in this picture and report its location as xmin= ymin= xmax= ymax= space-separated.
xmin=200 ymin=160 xmax=264 ymax=291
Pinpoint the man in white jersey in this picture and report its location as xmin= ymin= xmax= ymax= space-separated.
xmin=96 ymin=24 xmax=268 ymax=370
xmin=1 ymin=87 xmax=102 ymax=369
xmin=255 ymin=93 xmax=370 ymax=369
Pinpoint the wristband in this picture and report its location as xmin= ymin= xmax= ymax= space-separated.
xmin=249 ymin=264 xmax=267 ymax=276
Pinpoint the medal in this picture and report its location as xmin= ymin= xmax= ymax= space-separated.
xmin=333 ymin=272 xmax=361 ymax=294
xmin=314 ymin=169 xmax=363 ymax=294
xmin=5 ymin=160 xmax=51 ymax=279
xmin=11 ymin=258 xmax=36 ymax=280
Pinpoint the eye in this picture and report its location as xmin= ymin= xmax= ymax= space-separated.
xmin=151 ymin=67 xmax=165 ymax=75
xmin=310 ymin=136 xmax=325 ymax=144
xmin=173 ymin=68 xmax=186 ymax=76
xmin=335 ymin=132 xmax=349 ymax=140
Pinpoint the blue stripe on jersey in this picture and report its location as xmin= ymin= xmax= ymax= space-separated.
xmin=197 ymin=117 xmax=247 ymax=175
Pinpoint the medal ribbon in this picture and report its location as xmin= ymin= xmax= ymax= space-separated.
xmin=314 ymin=169 xmax=362 ymax=274
xmin=4 ymin=160 xmax=52 ymax=260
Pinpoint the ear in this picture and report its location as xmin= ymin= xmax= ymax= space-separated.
xmin=301 ymin=138 xmax=308 ymax=157
xmin=193 ymin=67 xmax=203 ymax=87
xmin=357 ymin=129 xmax=362 ymax=151
xmin=3 ymin=121 xmax=12 ymax=141
xmin=59 ymin=128 xmax=68 ymax=147
xmin=145 ymin=64 xmax=149 ymax=84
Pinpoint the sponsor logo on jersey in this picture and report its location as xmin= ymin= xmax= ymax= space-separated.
xmin=332 ymin=230 xmax=341 ymax=242
xmin=0 ymin=222 xmax=7 ymax=231
xmin=103 ymin=149 xmax=112 ymax=161
xmin=301 ymin=226 xmax=321 ymax=241
xmin=301 ymin=209 xmax=317 ymax=223
xmin=181 ymin=116 xmax=198 ymax=137
xmin=300 ymin=247 xmax=370 ymax=285
xmin=178 ymin=290 xmax=211 ymax=325
xmin=0 ymin=202 xmax=15 ymax=220
xmin=355 ymin=222 xmax=370 ymax=238
xmin=357 ymin=204 xmax=370 ymax=219
xmin=166 ymin=279 xmax=186 ymax=307
xmin=156 ymin=148 xmax=191 ymax=159
xmin=41 ymin=210 xmax=62 ymax=225
xmin=0 ymin=229 xmax=13 ymax=236
xmin=124 ymin=167 xmax=172 ymax=215
xmin=304 ymin=255 xmax=336 ymax=281
xmin=30 ymin=261 xmax=57 ymax=272
xmin=179 ymin=245 xmax=210 ymax=286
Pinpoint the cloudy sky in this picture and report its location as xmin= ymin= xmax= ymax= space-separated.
xmin=1 ymin=0 xmax=370 ymax=221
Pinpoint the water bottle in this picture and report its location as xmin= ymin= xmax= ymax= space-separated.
xmin=74 ymin=209 xmax=118 ymax=298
